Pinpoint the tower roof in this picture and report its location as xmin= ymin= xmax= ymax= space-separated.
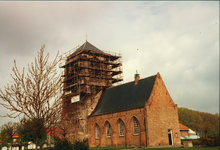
xmin=74 ymin=41 xmax=104 ymax=54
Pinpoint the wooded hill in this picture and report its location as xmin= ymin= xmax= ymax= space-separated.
xmin=178 ymin=107 xmax=219 ymax=137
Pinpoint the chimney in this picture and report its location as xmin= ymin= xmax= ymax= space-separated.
xmin=134 ymin=70 xmax=140 ymax=85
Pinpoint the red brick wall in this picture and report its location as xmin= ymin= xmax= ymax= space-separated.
xmin=180 ymin=130 xmax=189 ymax=136
xmin=88 ymin=108 xmax=147 ymax=147
xmin=145 ymin=73 xmax=181 ymax=147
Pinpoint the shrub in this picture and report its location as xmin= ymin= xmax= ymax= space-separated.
xmin=73 ymin=139 xmax=89 ymax=150
xmin=198 ymin=134 xmax=220 ymax=147
xmin=192 ymin=139 xmax=200 ymax=146
xmin=54 ymin=139 xmax=73 ymax=150
xmin=42 ymin=148 xmax=54 ymax=150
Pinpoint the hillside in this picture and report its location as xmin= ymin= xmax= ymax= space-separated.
xmin=178 ymin=107 xmax=219 ymax=137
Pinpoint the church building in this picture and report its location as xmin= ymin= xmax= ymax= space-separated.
xmin=60 ymin=41 xmax=181 ymax=147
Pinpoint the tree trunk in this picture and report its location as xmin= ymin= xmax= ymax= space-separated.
xmin=10 ymin=139 xmax=13 ymax=150
xmin=35 ymin=136 xmax=39 ymax=150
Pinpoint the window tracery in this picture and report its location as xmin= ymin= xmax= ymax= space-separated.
xmin=119 ymin=119 xmax=124 ymax=136
xmin=133 ymin=117 xmax=139 ymax=135
xmin=106 ymin=122 xmax=111 ymax=137
xmin=96 ymin=124 xmax=100 ymax=139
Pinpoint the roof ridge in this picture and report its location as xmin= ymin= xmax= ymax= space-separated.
xmin=86 ymin=41 xmax=101 ymax=51
xmin=107 ymin=74 xmax=157 ymax=90
xmin=82 ymin=41 xmax=86 ymax=49
xmin=73 ymin=41 xmax=104 ymax=54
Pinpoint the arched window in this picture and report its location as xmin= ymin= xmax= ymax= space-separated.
xmin=133 ymin=117 xmax=139 ymax=135
xmin=119 ymin=119 xmax=124 ymax=136
xmin=96 ymin=124 xmax=100 ymax=139
xmin=106 ymin=122 xmax=111 ymax=137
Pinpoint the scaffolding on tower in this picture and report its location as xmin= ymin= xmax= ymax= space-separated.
xmin=59 ymin=41 xmax=123 ymax=140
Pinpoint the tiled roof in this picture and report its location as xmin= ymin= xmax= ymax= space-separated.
xmin=12 ymin=133 xmax=19 ymax=139
xmin=91 ymin=75 xmax=157 ymax=116
xmin=46 ymin=127 xmax=60 ymax=137
xmin=73 ymin=41 xmax=104 ymax=54
xmin=179 ymin=123 xmax=190 ymax=130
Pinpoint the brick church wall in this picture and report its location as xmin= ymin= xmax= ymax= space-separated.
xmin=145 ymin=73 xmax=181 ymax=147
xmin=88 ymin=108 xmax=147 ymax=147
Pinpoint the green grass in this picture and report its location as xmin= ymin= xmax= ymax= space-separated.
xmin=89 ymin=147 xmax=134 ymax=150
xmin=89 ymin=147 xmax=220 ymax=150
xmin=142 ymin=147 xmax=219 ymax=150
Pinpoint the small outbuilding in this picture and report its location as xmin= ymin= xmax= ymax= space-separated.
xmin=179 ymin=123 xmax=200 ymax=140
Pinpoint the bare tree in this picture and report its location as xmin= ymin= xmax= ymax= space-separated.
xmin=0 ymin=45 xmax=62 ymax=149
xmin=0 ymin=122 xmax=17 ymax=150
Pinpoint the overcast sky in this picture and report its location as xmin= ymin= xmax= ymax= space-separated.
xmin=0 ymin=1 xmax=219 ymax=126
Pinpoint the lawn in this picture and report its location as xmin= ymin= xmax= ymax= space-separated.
xmin=142 ymin=147 xmax=219 ymax=150
xmin=89 ymin=147 xmax=220 ymax=150
xmin=89 ymin=147 xmax=133 ymax=150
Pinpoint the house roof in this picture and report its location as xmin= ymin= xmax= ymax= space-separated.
xmin=46 ymin=127 xmax=60 ymax=137
xmin=12 ymin=133 xmax=19 ymax=139
xmin=73 ymin=41 xmax=104 ymax=54
xmin=91 ymin=74 xmax=157 ymax=116
xmin=179 ymin=123 xmax=190 ymax=130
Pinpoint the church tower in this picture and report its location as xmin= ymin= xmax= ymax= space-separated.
xmin=60 ymin=41 xmax=123 ymax=140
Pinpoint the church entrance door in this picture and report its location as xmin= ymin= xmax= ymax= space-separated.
xmin=168 ymin=129 xmax=173 ymax=145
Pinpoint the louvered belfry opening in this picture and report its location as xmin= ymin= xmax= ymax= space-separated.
xmin=60 ymin=41 xmax=123 ymax=140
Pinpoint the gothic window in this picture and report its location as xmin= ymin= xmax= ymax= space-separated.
xmin=96 ymin=124 xmax=100 ymax=139
xmin=106 ymin=122 xmax=111 ymax=137
xmin=133 ymin=117 xmax=139 ymax=135
xmin=119 ymin=120 xmax=124 ymax=136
